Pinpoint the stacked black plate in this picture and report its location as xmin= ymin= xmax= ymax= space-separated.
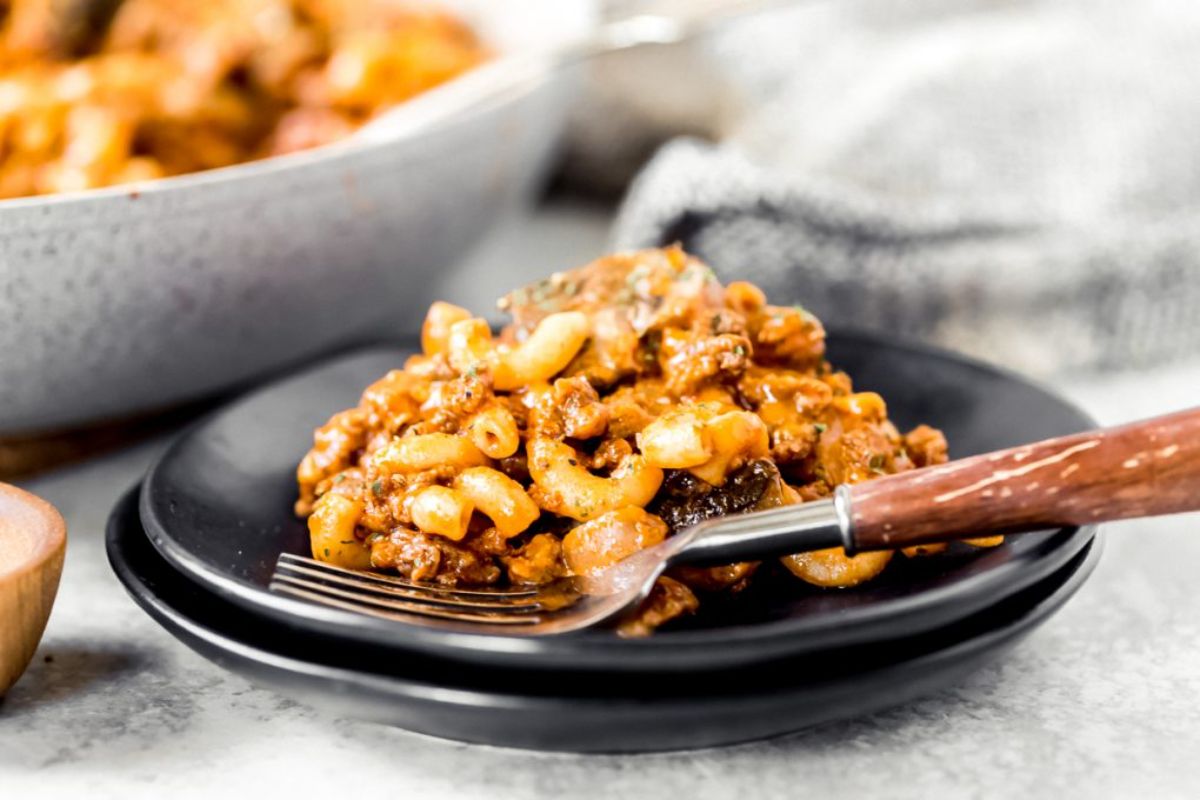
xmin=106 ymin=334 xmax=1101 ymax=752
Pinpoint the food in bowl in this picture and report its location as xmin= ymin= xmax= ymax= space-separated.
xmin=296 ymin=247 xmax=1003 ymax=634
xmin=0 ymin=0 xmax=489 ymax=198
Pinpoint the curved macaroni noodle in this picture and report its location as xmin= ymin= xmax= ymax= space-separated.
xmin=374 ymin=433 xmax=489 ymax=474
xmin=410 ymin=486 xmax=473 ymax=542
xmin=781 ymin=548 xmax=893 ymax=588
xmin=491 ymin=312 xmax=590 ymax=391
xmin=447 ymin=318 xmax=495 ymax=375
xmin=689 ymin=410 xmax=770 ymax=486
xmin=453 ymin=467 xmax=540 ymax=537
xmin=636 ymin=408 xmax=713 ymax=469
xmin=527 ymin=438 xmax=663 ymax=522
xmin=467 ymin=405 xmax=520 ymax=460
xmin=562 ymin=507 xmax=668 ymax=575
xmin=309 ymin=494 xmax=372 ymax=569
xmin=422 ymin=302 xmax=473 ymax=357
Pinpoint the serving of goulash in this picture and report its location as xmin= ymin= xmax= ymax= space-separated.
xmin=296 ymin=247 xmax=1000 ymax=634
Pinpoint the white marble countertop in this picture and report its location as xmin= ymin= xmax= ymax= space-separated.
xmin=4 ymin=202 xmax=1200 ymax=799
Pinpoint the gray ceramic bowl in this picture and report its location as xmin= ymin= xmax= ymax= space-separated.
xmin=0 ymin=1 xmax=596 ymax=435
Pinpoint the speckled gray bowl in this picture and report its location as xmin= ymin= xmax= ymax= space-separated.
xmin=0 ymin=1 xmax=595 ymax=435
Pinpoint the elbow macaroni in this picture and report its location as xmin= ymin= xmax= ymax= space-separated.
xmin=638 ymin=405 xmax=769 ymax=485
xmin=467 ymin=405 xmax=520 ymax=459
xmin=445 ymin=311 xmax=591 ymax=389
xmin=309 ymin=493 xmax=372 ymax=569
xmin=374 ymin=433 xmax=489 ymax=474
xmin=689 ymin=409 xmax=770 ymax=486
xmin=422 ymin=302 xmax=473 ymax=357
xmin=491 ymin=312 xmax=590 ymax=391
xmin=454 ymin=467 xmax=540 ymax=537
xmin=636 ymin=408 xmax=712 ymax=469
xmin=447 ymin=318 xmax=495 ymax=375
xmin=527 ymin=438 xmax=663 ymax=522
xmin=562 ymin=506 xmax=668 ymax=575
xmin=410 ymin=486 xmax=473 ymax=541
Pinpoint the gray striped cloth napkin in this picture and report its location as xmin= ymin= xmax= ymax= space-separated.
xmin=606 ymin=0 xmax=1200 ymax=375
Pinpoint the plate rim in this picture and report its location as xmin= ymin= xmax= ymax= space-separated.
xmin=108 ymin=485 xmax=1104 ymax=751
xmin=137 ymin=331 xmax=1100 ymax=671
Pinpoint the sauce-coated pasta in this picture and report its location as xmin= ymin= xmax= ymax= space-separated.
xmin=296 ymin=247 xmax=997 ymax=634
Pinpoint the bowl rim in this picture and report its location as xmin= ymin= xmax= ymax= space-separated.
xmin=0 ymin=483 xmax=67 ymax=584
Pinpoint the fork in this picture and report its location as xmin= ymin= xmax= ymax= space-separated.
xmin=270 ymin=407 xmax=1200 ymax=635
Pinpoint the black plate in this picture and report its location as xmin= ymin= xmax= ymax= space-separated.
xmin=109 ymin=486 xmax=1103 ymax=753
xmin=138 ymin=333 xmax=1098 ymax=672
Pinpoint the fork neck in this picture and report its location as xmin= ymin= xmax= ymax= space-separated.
xmin=669 ymin=496 xmax=851 ymax=567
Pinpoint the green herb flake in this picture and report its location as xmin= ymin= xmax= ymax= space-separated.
xmin=371 ymin=479 xmax=384 ymax=497
xmin=814 ymin=423 xmax=827 ymax=434
xmin=733 ymin=345 xmax=747 ymax=357
xmin=324 ymin=548 xmax=331 ymax=557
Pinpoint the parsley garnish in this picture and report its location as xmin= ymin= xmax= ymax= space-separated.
xmin=814 ymin=423 xmax=827 ymax=434
xmin=371 ymin=479 xmax=384 ymax=497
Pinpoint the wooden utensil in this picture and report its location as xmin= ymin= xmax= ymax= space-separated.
xmin=847 ymin=405 xmax=1200 ymax=550
xmin=0 ymin=483 xmax=66 ymax=694
xmin=270 ymin=407 xmax=1200 ymax=635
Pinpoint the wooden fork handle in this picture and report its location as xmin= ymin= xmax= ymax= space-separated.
xmin=845 ymin=406 xmax=1200 ymax=551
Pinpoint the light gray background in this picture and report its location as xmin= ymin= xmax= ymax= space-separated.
xmin=4 ymin=202 xmax=1199 ymax=799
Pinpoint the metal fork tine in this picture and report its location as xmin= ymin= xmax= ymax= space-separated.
xmin=278 ymin=552 xmax=539 ymax=598
xmin=268 ymin=547 xmax=639 ymax=633
xmin=270 ymin=579 xmax=541 ymax=625
xmin=274 ymin=560 xmax=544 ymax=611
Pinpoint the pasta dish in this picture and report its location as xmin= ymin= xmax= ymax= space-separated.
xmin=296 ymin=248 xmax=1002 ymax=635
xmin=0 ymin=0 xmax=488 ymax=198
